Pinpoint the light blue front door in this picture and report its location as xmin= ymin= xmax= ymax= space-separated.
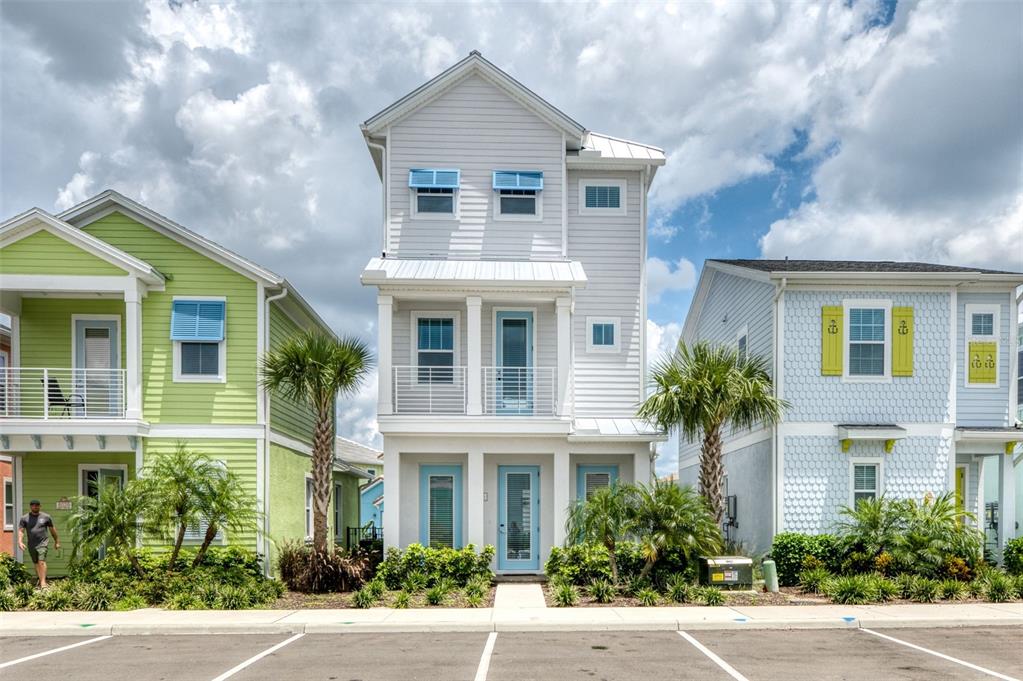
xmin=73 ymin=319 xmax=120 ymax=417
xmin=498 ymin=465 xmax=540 ymax=571
xmin=495 ymin=311 xmax=533 ymax=414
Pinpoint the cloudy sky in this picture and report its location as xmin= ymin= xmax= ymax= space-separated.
xmin=2 ymin=0 xmax=1020 ymax=475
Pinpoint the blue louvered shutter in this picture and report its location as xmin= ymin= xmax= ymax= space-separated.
xmin=408 ymin=169 xmax=460 ymax=189
xmin=492 ymin=171 xmax=543 ymax=190
xmin=171 ymin=300 xmax=225 ymax=341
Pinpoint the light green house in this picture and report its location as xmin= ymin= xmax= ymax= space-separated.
xmin=0 ymin=190 xmax=368 ymax=575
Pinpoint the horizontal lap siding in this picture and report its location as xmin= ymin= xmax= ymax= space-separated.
xmin=267 ymin=443 xmax=309 ymax=571
xmin=0 ymin=229 xmax=125 ymax=275
xmin=388 ymin=74 xmax=564 ymax=260
xmin=19 ymin=298 xmax=126 ymax=368
xmin=82 ymin=213 xmax=257 ymax=424
xmin=480 ymin=302 xmax=556 ymax=368
xmin=392 ymin=301 xmax=468 ymax=367
xmin=567 ymin=170 xmax=642 ymax=416
xmin=268 ymin=305 xmax=316 ymax=444
xmin=957 ymin=291 xmax=1012 ymax=427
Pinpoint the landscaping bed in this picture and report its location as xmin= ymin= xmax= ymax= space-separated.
xmin=274 ymin=585 xmax=496 ymax=609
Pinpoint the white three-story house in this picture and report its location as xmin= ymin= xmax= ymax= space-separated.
xmin=360 ymin=52 xmax=666 ymax=572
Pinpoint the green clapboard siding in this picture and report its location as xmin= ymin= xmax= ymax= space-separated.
xmin=821 ymin=306 xmax=843 ymax=376
xmin=19 ymin=298 xmax=127 ymax=368
xmin=0 ymin=229 xmax=126 ymax=275
xmin=82 ymin=212 xmax=258 ymax=424
xmin=892 ymin=306 xmax=914 ymax=377
xmin=19 ymin=451 xmax=136 ymax=576
xmin=143 ymin=438 xmax=259 ymax=551
xmin=268 ymin=305 xmax=317 ymax=444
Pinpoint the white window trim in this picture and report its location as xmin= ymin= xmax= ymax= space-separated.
xmin=304 ymin=473 xmax=314 ymax=542
xmin=410 ymin=311 xmax=461 ymax=385
xmin=586 ymin=316 xmax=621 ymax=354
xmin=333 ymin=481 xmax=344 ymax=543
xmin=849 ymin=458 xmax=883 ymax=507
xmin=842 ymin=299 xmax=892 ymax=382
xmin=409 ymin=187 xmax=459 ymax=220
xmin=171 ymin=295 xmax=227 ymax=384
xmin=493 ymin=189 xmax=543 ymax=222
xmin=578 ymin=178 xmax=627 ymax=216
xmin=735 ymin=324 xmax=749 ymax=361
xmin=70 ymin=314 xmax=122 ymax=372
xmin=3 ymin=476 xmax=13 ymax=531
xmin=184 ymin=460 xmax=226 ymax=543
xmin=77 ymin=464 xmax=129 ymax=496
xmin=965 ymin=303 xmax=1001 ymax=389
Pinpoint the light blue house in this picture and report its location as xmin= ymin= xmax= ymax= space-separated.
xmin=679 ymin=259 xmax=1023 ymax=560
xmin=360 ymin=477 xmax=384 ymax=529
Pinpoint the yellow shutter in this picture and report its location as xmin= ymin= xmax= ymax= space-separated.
xmin=954 ymin=467 xmax=966 ymax=516
xmin=967 ymin=342 xmax=997 ymax=384
xmin=821 ymin=306 xmax=843 ymax=376
xmin=892 ymin=307 xmax=914 ymax=377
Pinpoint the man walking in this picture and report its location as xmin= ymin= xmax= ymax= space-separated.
xmin=18 ymin=500 xmax=60 ymax=588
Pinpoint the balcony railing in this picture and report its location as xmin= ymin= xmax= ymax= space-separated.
xmin=0 ymin=368 xmax=127 ymax=419
xmin=390 ymin=366 xmax=557 ymax=416
xmin=483 ymin=367 xmax=556 ymax=416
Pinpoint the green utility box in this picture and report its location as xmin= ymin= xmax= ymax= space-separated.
xmin=698 ymin=556 xmax=753 ymax=590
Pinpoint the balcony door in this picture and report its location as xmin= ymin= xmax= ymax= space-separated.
xmin=495 ymin=311 xmax=533 ymax=415
xmin=73 ymin=317 xmax=120 ymax=417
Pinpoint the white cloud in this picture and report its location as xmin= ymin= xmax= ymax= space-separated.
xmin=646 ymin=318 xmax=683 ymax=367
xmin=647 ymin=257 xmax=697 ymax=303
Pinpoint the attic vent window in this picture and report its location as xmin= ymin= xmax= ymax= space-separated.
xmin=493 ymin=171 xmax=543 ymax=219
xmin=579 ymin=179 xmax=626 ymax=215
xmin=409 ymin=169 xmax=460 ymax=217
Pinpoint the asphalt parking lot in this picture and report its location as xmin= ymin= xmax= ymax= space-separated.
xmin=1 ymin=626 xmax=1019 ymax=681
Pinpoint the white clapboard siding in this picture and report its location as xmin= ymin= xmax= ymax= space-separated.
xmin=567 ymin=169 xmax=643 ymax=416
xmin=388 ymin=74 xmax=564 ymax=260
xmin=391 ymin=301 xmax=469 ymax=367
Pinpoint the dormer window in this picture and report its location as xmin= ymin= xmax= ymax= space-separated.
xmin=493 ymin=170 xmax=543 ymax=220
xmin=409 ymin=169 xmax=460 ymax=218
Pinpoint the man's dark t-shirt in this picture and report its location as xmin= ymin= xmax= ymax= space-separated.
xmin=19 ymin=512 xmax=53 ymax=549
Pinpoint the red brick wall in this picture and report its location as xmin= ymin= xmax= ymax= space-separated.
xmin=0 ymin=459 xmax=12 ymax=556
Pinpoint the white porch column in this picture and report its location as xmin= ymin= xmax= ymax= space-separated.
xmin=998 ymin=449 xmax=1017 ymax=560
xmin=553 ymin=448 xmax=570 ymax=548
xmin=124 ymin=280 xmax=143 ymax=420
xmin=634 ymin=446 xmax=653 ymax=486
xmin=383 ymin=440 xmax=400 ymax=550
xmin=466 ymin=296 xmax=482 ymax=416
xmin=467 ymin=447 xmax=485 ymax=547
xmin=377 ymin=295 xmax=393 ymax=416
xmin=13 ymin=454 xmax=23 ymax=562
xmin=555 ymin=297 xmax=572 ymax=417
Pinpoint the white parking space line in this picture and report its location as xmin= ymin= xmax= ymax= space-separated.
xmin=678 ymin=631 xmax=750 ymax=681
xmin=474 ymin=631 xmax=497 ymax=681
xmin=209 ymin=633 xmax=305 ymax=681
xmin=0 ymin=636 xmax=112 ymax=669
xmin=860 ymin=628 xmax=1020 ymax=681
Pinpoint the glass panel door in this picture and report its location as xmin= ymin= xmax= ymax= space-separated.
xmin=496 ymin=312 xmax=533 ymax=414
xmin=498 ymin=465 xmax=539 ymax=571
xmin=428 ymin=474 xmax=454 ymax=548
xmin=74 ymin=319 xmax=119 ymax=417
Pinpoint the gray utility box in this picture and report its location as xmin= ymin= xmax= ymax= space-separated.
xmin=698 ymin=556 xmax=753 ymax=589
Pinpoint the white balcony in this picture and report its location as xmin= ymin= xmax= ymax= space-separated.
xmin=391 ymin=366 xmax=557 ymax=417
xmin=0 ymin=368 xmax=127 ymax=420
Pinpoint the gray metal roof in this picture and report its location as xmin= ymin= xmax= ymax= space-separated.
xmin=711 ymin=259 xmax=1021 ymax=275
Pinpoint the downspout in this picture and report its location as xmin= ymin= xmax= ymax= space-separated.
xmin=366 ymin=139 xmax=388 ymax=256
xmin=263 ymin=287 xmax=288 ymax=575
xmin=772 ymin=277 xmax=787 ymax=539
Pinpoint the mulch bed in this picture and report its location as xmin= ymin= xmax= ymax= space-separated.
xmin=273 ymin=587 xmax=496 ymax=609
xmin=543 ymin=584 xmax=828 ymax=607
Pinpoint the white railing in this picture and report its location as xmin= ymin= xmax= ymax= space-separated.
xmin=392 ymin=366 xmax=467 ymax=415
xmin=483 ymin=367 xmax=557 ymax=416
xmin=0 ymin=368 xmax=127 ymax=419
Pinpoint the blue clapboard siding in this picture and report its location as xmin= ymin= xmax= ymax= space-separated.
xmin=957 ymin=291 xmax=1013 ymax=427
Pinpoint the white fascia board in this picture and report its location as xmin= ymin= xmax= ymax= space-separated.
xmin=837 ymin=425 xmax=908 ymax=441
xmin=767 ymin=271 xmax=1023 ymax=286
xmin=0 ymin=419 xmax=150 ymax=436
xmin=58 ymin=191 xmax=284 ymax=287
xmin=954 ymin=429 xmax=1023 ymax=443
xmin=378 ymin=415 xmax=573 ymax=436
xmin=681 ymin=266 xmax=716 ymax=343
xmin=567 ymin=433 xmax=669 ymax=443
xmin=275 ymin=279 xmax=335 ymax=337
xmin=704 ymin=260 xmax=773 ymax=283
xmin=566 ymin=158 xmax=666 ymax=170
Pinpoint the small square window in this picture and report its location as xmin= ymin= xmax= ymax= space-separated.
xmin=592 ymin=323 xmax=615 ymax=347
xmin=971 ymin=313 xmax=994 ymax=336
xmin=586 ymin=317 xmax=620 ymax=353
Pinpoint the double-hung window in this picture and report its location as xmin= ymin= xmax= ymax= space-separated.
xmin=305 ymin=476 xmax=314 ymax=541
xmin=409 ymin=169 xmax=460 ymax=218
xmin=415 ymin=314 xmax=456 ymax=383
xmin=736 ymin=325 xmax=749 ymax=363
xmin=846 ymin=303 xmax=888 ymax=378
xmin=965 ymin=304 xmax=1000 ymax=387
xmin=493 ymin=170 xmax=543 ymax=219
xmin=852 ymin=462 xmax=880 ymax=506
xmin=3 ymin=477 xmax=13 ymax=530
xmin=333 ymin=482 xmax=343 ymax=544
xmin=579 ymin=179 xmax=627 ymax=216
xmin=171 ymin=299 xmax=226 ymax=382
xmin=184 ymin=461 xmax=226 ymax=542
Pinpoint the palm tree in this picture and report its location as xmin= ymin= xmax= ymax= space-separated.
xmin=68 ymin=480 xmax=151 ymax=577
xmin=191 ymin=467 xmax=258 ymax=567
xmin=143 ymin=444 xmax=219 ymax=571
xmin=566 ymin=484 xmax=636 ymax=584
xmin=261 ymin=330 xmax=373 ymax=558
xmin=638 ymin=341 xmax=786 ymax=523
xmin=628 ymin=480 xmax=722 ymax=580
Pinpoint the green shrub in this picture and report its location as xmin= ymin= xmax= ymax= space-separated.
xmin=636 ymin=588 xmax=659 ymax=606
xmin=938 ymin=579 xmax=967 ymax=601
xmin=425 ymin=585 xmax=447 ymax=606
xmin=967 ymin=578 xmax=986 ymax=599
xmin=0 ymin=553 xmax=32 ymax=589
xmin=1004 ymin=537 xmax=1023 ymax=576
xmin=112 ymin=594 xmax=147 ymax=611
xmin=827 ymin=575 xmax=875 ymax=605
xmin=1014 ymin=575 xmax=1023 ymax=600
xmin=0 ymin=588 xmax=17 ymax=611
xmin=28 ymin=582 xmax=76 ymax=611
xmin=366 ymin=578 xmax=386 ymax=600
xmin=377 ymin=544 xmax=495 ymax=590
xmin=553 ymin=582 xmax=579 ymax=607
xmin=588 ymin=579 xmax=616 ymax=604
xmin=393 ymin=591 xmax=411 ymax=609
xmin=983 ymin=572 xmax=1015 ymax=603
xmin=352 ymin=588 xmax=376 ymax=608
xmin=74 ymin=583 xmax=113 ymax=611
xmin=868 ymin=575 xmax=899 ymax=602
xmin=164 ymin=592 xmax=201 ymax=610
xmin=894 ymin=573 xmax=916 ymax=599
xmin=216 ymin=585 xmax=252 ymax=610
xmin=464 ymin=576 xmax=489 ymax=599
xmin=12 ymin=581 xmax=34 ymax=605
xmin=545 ymin=544 xmax=613 ymax=585
xmin=401 ymin=571 xmax=428 ymax=593
xmin=664 ymin=574 xmax=690 ymax=603
xmin=770 ymin=533 xmax=841 ymax=586
xmin=465 ymin=592 xmax=483 ymax=608
xmin=798 ymin=567 xmax=833 ymax=595
xmin=698 ymin=587 xmax=725 ymax=606
xmin=909 ymin=577 xmax=940 ymax=603
xmin=622 ymin=575 xmax=652 ymax=597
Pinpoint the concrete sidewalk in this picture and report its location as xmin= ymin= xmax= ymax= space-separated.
xmin=0 ymin=602 xmax=1020 ymax=636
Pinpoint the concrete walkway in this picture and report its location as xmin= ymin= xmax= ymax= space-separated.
xmin=493 ymin=583 xmax=547 ymax=609
xmin=0 ymin=602 xmax=1020 ymax=636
